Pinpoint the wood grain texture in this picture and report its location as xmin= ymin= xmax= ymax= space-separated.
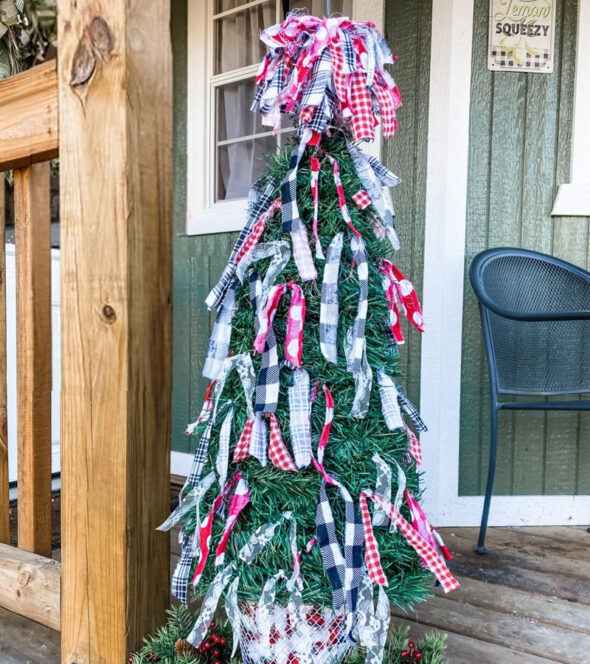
xmin=459 ymin=0 xmax=590 ymax=496
xmin=0 ymin=177 xmax=8 ymax=545
xmin=0 ymin=543 xmax=60 ymax=631
xmin=382 ymin=0 xmax=432 ymax=407
xmin=58 ymin=1 xmax=172 ymax=661
xmin=0 ymin=61 xmax=58 ymax=171
xmin=14 ymin=164 xmax=52 ymax=558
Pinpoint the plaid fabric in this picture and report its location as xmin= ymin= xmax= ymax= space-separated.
xmin=202 ymin=277 xmax=238 ymax=380
xmin=348 ymin=71 xmax=375 ymax=142
xmin=405 ymin=424 xmax=422 ymax=466
xmin=326 ymin=155 xmax=362 ymax=237
xmin=268 ymin=412 xmax=297 ymax=472
xmin=310 ymin=156 xmax=324 ymax=259
xmin=216 ymin=407 xmax=234 ymax=488
xmin=206 ymin=178 xmax=276 ymax=311
xmin=172 ymin=533 xmax=195 ymax=603
xmin=235 ymin=197 xmax=282 ymax=264
xmin=372 ymin=78 xmax=398 ymax=137
xmin=491 ymin=48 xmax=551 ymax=70
xmin=320 ymin=232 xmax=344 ymax=364
xmin=362 ymin=490 xmax=460 ymax=593
xmin=376 ymin=369 xmax=404 ymax=431
xmin=347 ymin=236 xmax=369 ymax=374
xmin=233 ymin=416 xmax=254 ymax=462
xmin=352 ymin=189 xmax=371 ymax=210
xmin=250 ymin=272 xmax=280 ymax=413
xmin=186 ymin=418 xmax=214 ymax=487
xmin=359 ymin=493 xmax=388 ymax=586
xmin=397 ymin=386 xmax=427 ymax=433
xmin=280 ymin=136 xmax=317 ymax=281
xmin=300 ymin=48 xmax=332 ymax=110
xmin=329 ymin=33 xmax=349 ymax=112
xmin=184 ymin=381 xmax=215 ymax=436
xmin=404 ymin=490 xmax=439 ymax=555
xmin=316 ymin=481 xmax=364 ymax=615
xmin=249 ymin=413 xmax=268 ymax=467
xmin=306 ymin=89 xmax=335 ymax=135
xmin=288 ymin=368 xmax=312 ymax=468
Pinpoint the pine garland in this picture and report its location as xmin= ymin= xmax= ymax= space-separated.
xmin=131 ymin=605 xmax=448 ymax=664
xmin=183 ymin=131 xmax=432 ymax=609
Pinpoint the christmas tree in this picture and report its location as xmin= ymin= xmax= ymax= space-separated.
xmin=158 ymin=13 xmax=458 ymax=664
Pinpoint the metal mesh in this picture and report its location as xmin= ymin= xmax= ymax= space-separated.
xmin=238 ymin=602 xmax=355 ymax=664
xmin=478 ymin=254 xmax=590 ymax=394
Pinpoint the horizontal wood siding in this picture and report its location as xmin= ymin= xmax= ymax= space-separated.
xmin=459 ymin=0 xmax=590 ymax=496
xmin=383 ymin=0 xmax=432 ymax=406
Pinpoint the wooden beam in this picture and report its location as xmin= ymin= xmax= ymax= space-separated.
xmin=58 ymin=3 xmax=172 ymax=662
xmin=0 ymin=543 xmax=60 ymax=631
xmin=0 ymin=175 xmax=7 ymax=545
xmin=14 ymin=164 xmax=52 ymax=558
xmin=0 ymin=61 xmax=58 ymax=171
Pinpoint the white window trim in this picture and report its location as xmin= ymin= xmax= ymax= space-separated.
xmin=551 ymin=0 xmax=590 ymax=216
xmin=186 ymin=0 xmax=383 ymax=236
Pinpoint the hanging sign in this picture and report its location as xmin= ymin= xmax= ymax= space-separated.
xmin=488 ymin=0 xmax=556 ymax=73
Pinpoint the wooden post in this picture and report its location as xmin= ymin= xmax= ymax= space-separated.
xmin=58 ymin=2 xmax=172 ymax=662
xmin=0 ymin=175 xmax=7 ymax=545
xmin=14 ymin=163 xmax=52 ymax=558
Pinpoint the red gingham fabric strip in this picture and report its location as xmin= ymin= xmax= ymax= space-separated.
xmin=404 ymin=490 xmax=439 ymax=553
xmin=329 ymin=33 xmax=350 ymax=116
xmin=359 ymin=493 xmax=388 ymax=586
xmin=236 ymin=197 xmax=281 ymax=264
xmin=268 ymin=413 xmax=297 ymax=472
xmin=352 ymin=189 xmax=371 ymax=210
xmin=348 ymin=71 xmax=375 ymax=142
xmin=232 ymin=416 xmax=254 ymax=462
xmin=372 ymin=80 xmax=398 ymax=137
xmin=362 ymin=490 xmax=460 ymax=593
xmin=310 ymin=156 xmax=324 ymax=259
xmin=326 ymin=155 xmax=362 ymax=237
xmin=405 ymin=425 xmax=422 ymax=466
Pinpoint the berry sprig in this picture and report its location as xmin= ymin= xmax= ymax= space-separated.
xmin=400 ymin=641 xmax=422 ymax=662
xmin=196 ymin=620 xmax=228 ymax=664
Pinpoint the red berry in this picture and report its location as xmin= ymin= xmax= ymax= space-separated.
xmin=214 ymin=661 xmax=222 ymax=664
xmin=210 ymin=620 xmax=216 ymax=628
xmin=213 ymin=649 xmax=221 ymax=657
xmin=408 ymin=642 xmax=415 ymax=650
xmin=128 ymin=658 xmax=133 ymax=664
xmin=220 ymin=638 xmax=227 ymax=646
xmin=203 ymin=642 xmax=211 ymax=650
xmin=414 ymin=655 xmax=422 ymax=661
xmin=401 ymin=650 xmax=409 ymax=658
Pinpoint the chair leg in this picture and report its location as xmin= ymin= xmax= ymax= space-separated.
xmin=475 ymin=404 xmax=498 ymax=554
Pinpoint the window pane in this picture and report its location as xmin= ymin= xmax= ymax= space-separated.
xmin=287 ymin=0 xmax=353 ymax=15
xmin=216 ymin=79 xmax=264 ymax=142
xmin=214 ymin=1 xmax=275 ymax=74
xmin=217 ymin=134 xmax=277 ymax=201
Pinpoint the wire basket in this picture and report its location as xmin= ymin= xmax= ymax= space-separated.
xmin=238 ymin=602 xmax=355 ymax=664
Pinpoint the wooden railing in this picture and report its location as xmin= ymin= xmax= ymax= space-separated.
xmin=0 ymin=61 xmax=61 ymax=632
xmin=0 ymin=2 xmax=172 ymax=659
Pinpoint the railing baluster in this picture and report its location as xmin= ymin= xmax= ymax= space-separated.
xmin=0 ymin=173 xmax=8 ymax=545
xmin=14 ymin=163 xmax=52 ymax=558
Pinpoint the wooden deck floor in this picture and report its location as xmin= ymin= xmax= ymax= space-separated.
xmin=2 ymin=526 xmax=589 ymax=663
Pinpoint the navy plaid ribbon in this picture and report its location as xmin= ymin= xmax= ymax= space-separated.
xmin=206 ymin=178 xmax=276 ymax=311
xmin=397 ymin=385 xmax=428 ymax=432
xmin=203 ymin=277 xmax=238 ymax=380
xmin=316 ymin=480 xmax=364 ymax=618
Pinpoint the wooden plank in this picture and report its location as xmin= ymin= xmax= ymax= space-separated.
xmin=14 ymin=164 xmax=52 ymax=558
xmin=58 ymin=2 xmax=172 ymax=662
xmin=393 ymin=594 xmax=590 ymax=664
xmin=0 ymin=543 xmax=60 ymax=630
xmin=0 ymin=175 xmax=8 ymax=544
xmin=392 ymin=615 xmax=556 ymax=664
xmin=435 ymin=576 xmax=590 ymax=635
xmin=0 ymin=61 xmax=58 ymax=171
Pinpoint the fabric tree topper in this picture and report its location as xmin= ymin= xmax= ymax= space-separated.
xmin=159 ymin=12 xmax=457 ymax=664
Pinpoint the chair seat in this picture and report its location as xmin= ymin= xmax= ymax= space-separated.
xmin=498 ymin=399 xmax=590 ymax=411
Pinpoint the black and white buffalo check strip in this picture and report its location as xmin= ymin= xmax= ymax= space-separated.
xmin=206 ymin=178 xmax=276 ymax=311
xmin=491 ymin=48 xmax=550 ymax=69
xmin=202 ymin=277 xmax=238 ymax=380
xmin=316 ymin=480 xmax=364 ymax=617
xmin=288 ymin=368 xmax=312 ymax=469
xmin=320 ymin=232 xmax=344 ymax=364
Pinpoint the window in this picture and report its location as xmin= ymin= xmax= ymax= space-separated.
xmin=187 ymin=0 xmax=357 ymax=235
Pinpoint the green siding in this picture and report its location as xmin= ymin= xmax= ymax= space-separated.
xmin=459 ymin=0 xmax=590 ymax=496
xmin=383 ymin=0 xmax=432 ymax=407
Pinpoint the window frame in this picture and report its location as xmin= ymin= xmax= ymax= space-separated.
xmin=186 ymin=0 xmax=383 ymax=236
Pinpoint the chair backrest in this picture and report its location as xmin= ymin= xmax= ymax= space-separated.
xmin=469 ymin=248 xmax=590 ymax=395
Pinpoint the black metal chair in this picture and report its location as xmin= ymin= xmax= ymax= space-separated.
xmin=469 ymin=248 xmax=590 ymax=554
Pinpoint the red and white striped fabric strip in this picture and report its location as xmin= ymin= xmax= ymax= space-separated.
xmin=362 ymin=490 xmax=460 ymax=593
xmin=214 ymin=477 xmax=251 ymax=565
xmin=310 ymin=156 xmax=324 ymax=259
xmin=348 ymin=71 xmax=375 ymax=142
xmin=326 ymin=155 xmax=362 ymax=237
xmin=232 ymin=416 xmax=254 ymax=462
xmin=254 ymin=281 xmax=306 ymax=368
xmin=405 ymin=425 xmax=422 ymax=466
xmin=359 ymin=493 xmax=388 ymax=586
xmin=352 ymin=189 xmax=372 ymax=210
xmin=236 ymin=197 xmax=281 ymax=263
xmin=268 ymin=413 xmax=297 ymax=472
